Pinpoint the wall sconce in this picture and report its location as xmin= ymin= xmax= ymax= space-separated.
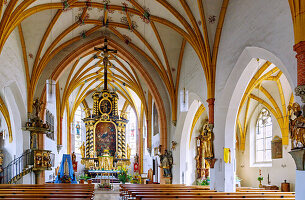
xmin=240 ymin=164 xmax=245 ymax=168
xmin=281 ymin=164 xmax=287 ymax=168
xmin=171 ymin=141 xmax=177 ymax=151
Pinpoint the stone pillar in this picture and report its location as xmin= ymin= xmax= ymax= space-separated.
xmin=207 ymin=98 xmax=215 ymax=124
xmin=294 ymin=41 xmax=305 ymax=102
xmin=293 ymin=41 xmax=305 ymax=200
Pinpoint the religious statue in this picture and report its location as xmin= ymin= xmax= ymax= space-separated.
xmin=127 ymin=144 xmax=131 ymax=159
xmin=201 ymin=121 xmax=214 ymax=158
xmin=159 ymin=150 xmax=173 ymax=178
xmin=134 ymin=153 xmax=139 ymax=164
xmin=64 ymin=158 xmax=69 ymax=176
xmin=35 ymin=152 xmax=42 ymax=167
xmin=171 ymin=141 xmax=177 ymax=151
xmin=288 ymin=102 xmax=305 ymax=148
xmin=72 ymin=152 xmax=77 ymax=172
xmin=79 ymin=142 xmax=85 ymax=158
xmin=32 ymin=99 xmax=43 ymax=119
xmin=72 ymin=152 xmax=76 ymax=163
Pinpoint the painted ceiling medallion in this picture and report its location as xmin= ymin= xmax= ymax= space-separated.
xmin=102 ymin=0 xmax=111 ymax=4
xmin=208 ymin=15 xmax=216 ymax=24
xmin=120 ymin=17 xmax=138 ymax=30
xmin=141 ymin=7 xmax=151 ymax=24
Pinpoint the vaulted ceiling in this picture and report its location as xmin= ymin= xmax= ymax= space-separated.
xmin=0 ymin=0 xmax=228 ymax=113
xmin=236 ymin=59 xmax=293 ymax=151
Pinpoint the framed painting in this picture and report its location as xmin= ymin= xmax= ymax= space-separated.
xmin=95 ymin=122 xmax=116 ymax=157
xmin=271 ymin=136 xmax=282 ymax=159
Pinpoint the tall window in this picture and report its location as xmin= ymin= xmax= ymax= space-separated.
xmin=255 ymin=108 xmax=272 ymax=163
xmin=74 ymin=107 xmax=82 ymax=154
xmin=126 ymin=108 xmax=137 ymax=156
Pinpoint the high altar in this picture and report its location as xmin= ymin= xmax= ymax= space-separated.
xmin=80 ymin=39 xmax=130 ymax=171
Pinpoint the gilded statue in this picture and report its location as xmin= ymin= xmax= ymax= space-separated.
xmin=127 ymin=144 xmax=131 ymax=159
xmin=201 ymin=121 xmax=214 ymax=158
xmin=79 ymin=142 xmax=85 ymax=158
xmin=288 ymin=102 xmax=305 ymax=148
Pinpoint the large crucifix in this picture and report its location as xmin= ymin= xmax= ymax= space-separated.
xmin=94 ymin=38 xmax=117 ymax=91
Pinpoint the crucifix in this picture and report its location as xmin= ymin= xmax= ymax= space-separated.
xmin=94 ymin=38 xmax=117 ymax=91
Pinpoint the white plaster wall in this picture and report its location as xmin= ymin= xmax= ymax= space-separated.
xmin=236 ymin=107 xmax=296 ymax=191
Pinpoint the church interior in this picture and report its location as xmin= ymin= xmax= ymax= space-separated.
xmin=0 ymin=0 xmax=305 ymax=199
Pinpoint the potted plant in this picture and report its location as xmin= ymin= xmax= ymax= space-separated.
xmin=118 ymin=167 xmax=132 ymax=184
xmin=87 ymin=179 xmax=93 ymax=184
xmin=197 ymin=177 xmax=210 ymax=186
xmin=257 ymin=169 xmax=263 ymax=188
xmin=79 ymin=174 xmax=91 ymax=184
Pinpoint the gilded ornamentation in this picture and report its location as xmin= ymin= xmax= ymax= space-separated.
xmin=288 ymin=102 xmax=305 ymax=148
xmin=200 ymin=121 xmax=214 ymax=158
xmin=79 ymin=141 xmax=86 ymax=158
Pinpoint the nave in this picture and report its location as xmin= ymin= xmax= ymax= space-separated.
xmin=0 ymin=0 xmax=304 ymax=199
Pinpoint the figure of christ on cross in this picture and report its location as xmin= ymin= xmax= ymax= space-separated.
xmin=94 ymin=38 xmax=117 ymax=91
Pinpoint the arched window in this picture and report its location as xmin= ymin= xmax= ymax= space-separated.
xmin=255 ymin=108 xmax=272 ymax=163
xmin=74 ymin=106 xmax=82 ymax=154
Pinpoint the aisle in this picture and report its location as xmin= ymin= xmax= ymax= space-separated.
xmin=94 ymin=183 xmax=120 ymax=200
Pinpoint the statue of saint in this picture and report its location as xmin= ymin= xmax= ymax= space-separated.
xmin=32 ymin=99 xmax=43 ymax=118
xmin=201 ymin=121 xmax=214 ymax=158
xmin=79 ymin=142 xmax=85 ymax=158
xmin=288 ymin=102 xmax=305 ymax=148
xmin=159 ymin=150 xmax=173 ymax=177
xmin=64 ymin=158 xmax=69 ymax=176
xmin=127 ymin=144 xmax=131 ymax=159
xmin=72 ymin=152 xmax=76 ymax=163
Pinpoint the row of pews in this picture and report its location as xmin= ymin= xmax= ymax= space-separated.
xmin=0 ymin=183 xmax=94 ymax=199
xmin=120 ymin=184 xmax=295 ymax=200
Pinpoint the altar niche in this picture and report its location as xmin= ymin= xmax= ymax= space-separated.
xmin=82 ymin=89 xmax=129 ymax=171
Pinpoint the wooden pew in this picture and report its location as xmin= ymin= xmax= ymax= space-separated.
xmin=133 ymin=192 xmax=295 ymax=200
xmin=121 ymin=184 xmax=294 ymax=200
xmin=0 ymin=183 xmax=95 ymax=199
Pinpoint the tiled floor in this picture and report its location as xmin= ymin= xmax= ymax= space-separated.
xmin=94 ymin=184 xmax=121 ymax=200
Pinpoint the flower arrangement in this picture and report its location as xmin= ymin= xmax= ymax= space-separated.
xmin=118 ymin=167 xmax=132 ymax=184
xmin=197 ymin=177 xmax=210 ymax=186
xmin=257 ymin=169 xmax=263 ymax=188
xmin=130 ymin=174 xmax=141 ymax=184
xmin=60 ymin=175 xmax=71 ymax=183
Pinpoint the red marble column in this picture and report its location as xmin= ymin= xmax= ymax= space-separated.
xmin=294 ymin=41 xmax=305 ymax=86
xmin=207 ymin=98 xmax=215 ymax=124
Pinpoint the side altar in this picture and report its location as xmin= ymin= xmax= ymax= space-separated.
xmin=80 ymin=39 xmax=130 ymax=171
